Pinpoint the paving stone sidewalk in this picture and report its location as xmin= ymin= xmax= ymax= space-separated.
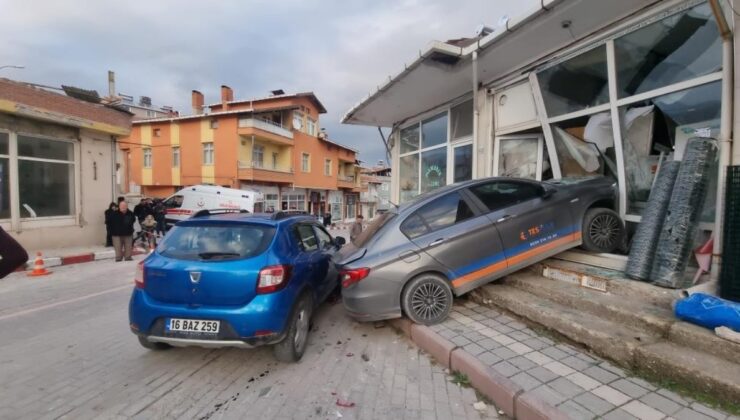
xmin=430 ymin=301 xmax=736 ymax=420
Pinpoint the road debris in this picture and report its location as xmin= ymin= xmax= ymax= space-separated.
xmin=336 ymin=399 xmax=355 ymax=408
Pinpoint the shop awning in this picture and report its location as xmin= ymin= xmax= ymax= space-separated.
xmin=342 ymin=0 xmax=663 ymax=127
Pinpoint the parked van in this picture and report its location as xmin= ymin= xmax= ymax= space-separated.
xmin=162 ymin=185 xmax=264 ymax=227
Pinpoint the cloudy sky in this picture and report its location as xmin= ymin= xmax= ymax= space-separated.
xmin=0 ymin=0 xmax=536 ymax=165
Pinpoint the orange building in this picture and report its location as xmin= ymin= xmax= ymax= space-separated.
xmin=120 ymin=87 xmax=364 ymax=220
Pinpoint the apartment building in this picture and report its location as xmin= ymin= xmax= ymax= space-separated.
xmin=120 ymin=87 xmax=363 ymax=220
xmin=359 ymin=165 xmax=392 ymax=220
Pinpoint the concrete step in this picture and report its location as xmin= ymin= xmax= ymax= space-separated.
xmin=471 ymin=283 xmax=740 ymax=403
xmin=635 ymin=342 xmax=740 ymax=404
xmin=470 ymin=284 xmax=658 ymax=367
xmin=503 ymin=271 xmax=675 ymax=337
xmin=505 ymin=269 xmax=740 ymax=364
xmin=536 ymin=259 xmax=680 ymax=308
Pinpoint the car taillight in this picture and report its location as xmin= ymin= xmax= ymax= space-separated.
xmin=135 ymin=261 xmax=145 ymax=288
xmin=256 ymin=265 xmax=291 ymax=294
xmin=341 ymin=267 xmax=370 ymax=288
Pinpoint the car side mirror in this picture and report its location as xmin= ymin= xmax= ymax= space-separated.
xmin=334 ymin=237 xmax=346 ymax=247
xmin=542 ymin=186 xmax=556 ymax=199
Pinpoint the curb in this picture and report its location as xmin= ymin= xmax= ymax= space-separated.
xmin=390 ymin=319 xmax=569 ymax=420
xmin=18 ymin=248 xmax=147 ymax=272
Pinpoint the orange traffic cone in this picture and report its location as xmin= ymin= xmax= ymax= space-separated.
xmin=27 ymin=252 xmax=51 ymax=277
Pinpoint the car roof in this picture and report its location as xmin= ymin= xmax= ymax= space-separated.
xmin=395 ymin=177 xmax=546 ymax=215
xmin=177 ymin=211 xmax=316 ymax=227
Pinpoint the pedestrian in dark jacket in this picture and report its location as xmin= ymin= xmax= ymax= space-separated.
xmin=153 ymin=199 xmax=166 ymax=237
xmin=104 ymin=202 xmax=117 ymax=247
xmin=110 ymin=201 xmax=136 ymax=261
xmin=0 ymin=226 xmax=28 ymax=278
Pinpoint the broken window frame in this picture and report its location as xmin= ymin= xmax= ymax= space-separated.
xmin=527 ymin=0 xmax=724 ymax=222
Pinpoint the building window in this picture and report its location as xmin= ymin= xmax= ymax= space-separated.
xmin=202 ymin=142 xmax=214 ymax=165
xmin=284 ymin=193 xmax=306 ymax=211
xmin=614 ymin=3 xmax=720 ymax=98
xmin=172 ymin=146 xmax=180 ymax=167
xmin=153 ymin=128 xmax=161 ymax=137
xmin=453 ymin=144 xmax=473 ymax=183
xmin=324 ymin=158 xmax=332 ymax=176
xmin=264 ymin=193 xmax=279 ymax=213
xmin=253 ymin=145 xmax=264 ymax=168
xmin=301 ymin=153 xmax=310 ymax=172
xmin=146 ymin=110 xmax=155 ymax=118
xmin=307 ymin=118 xmax=317 ymax=136
xmin=619 ymin=81 xmax=721 ymax=219
xmin=272 ymin=152 xmax=278 ymax=170
xmin=450 ymin=100 xmax=473 ymax=140
xmin=17 ymin=135 xmax=75 ymax=218
xmin=0 ymin=133 xmax=10 ymax=219
xmin=210 ymin=119 xmax=219 ymax=129
xmin=143 ymin=147 xmax=152 ymax=168
xmin=293 ymin=111 xmax=304 ymax=131
xmin=537 ymin=45 xmax=609 ymax=117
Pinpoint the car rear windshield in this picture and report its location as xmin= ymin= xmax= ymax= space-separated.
xmin=352 ymin=212 xmax=396 ymax=248
xmin=157 ymin=224 xmax=275 ymax=261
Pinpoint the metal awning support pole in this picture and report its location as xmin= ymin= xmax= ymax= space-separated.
xmin=472 ymin=50 xmax=479 ymax=179
xmin=709 ymin=0 xmax=733 ymax=281
xmin=377 ymin=126 xmax=391 ymax=164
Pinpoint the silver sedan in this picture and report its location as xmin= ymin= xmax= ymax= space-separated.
xmin=338 ymin=177 xmax=623 ymax=325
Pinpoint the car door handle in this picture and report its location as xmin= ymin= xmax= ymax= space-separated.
xmin=496 ymin=214 xmax=516 ymax=223
xmin=429 ymin=238 xmax=445 ymax=247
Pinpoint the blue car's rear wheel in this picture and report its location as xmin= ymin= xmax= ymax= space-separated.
xmin=137 ymin=336 xmax=171 ymax=351
xmin=274 ymin=294 xmax=313 ymax=363
xmin=402 ymin=274 xmax=453 ymax=325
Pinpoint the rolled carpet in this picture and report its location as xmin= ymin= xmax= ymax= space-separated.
xmin=626 ymin=160 xmax=680 ymax=281
xmin=651 ymin=138 xmax=717 ymax=289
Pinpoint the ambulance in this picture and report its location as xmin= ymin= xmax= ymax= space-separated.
xmin=162 ymin=185 xmax=264 ymax=227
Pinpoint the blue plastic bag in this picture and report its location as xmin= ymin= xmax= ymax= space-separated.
xmin=674 ymin=293 xmax=740 ymax=332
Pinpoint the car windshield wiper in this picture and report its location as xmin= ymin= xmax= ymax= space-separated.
xmin=198 ymin=252 xmax=240 ymax=260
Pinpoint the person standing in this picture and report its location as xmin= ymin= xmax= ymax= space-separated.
xmin=104 ymin=202 xmax=117 ymax=247
xmin=110 ymin=201 xmax=136 ymax=261
xmin=153 ymin=199 xmax=166 ymax=237
xmin=0 ymin=226 xmax=28 ymax=278
xmin=350 ymin=214 xmax=364 ymax=243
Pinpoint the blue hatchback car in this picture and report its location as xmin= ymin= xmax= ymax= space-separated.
xmin=129 ymin=211 xmax=345 ymax=362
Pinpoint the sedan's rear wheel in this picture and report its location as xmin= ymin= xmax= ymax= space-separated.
xmin=581 ymin=208 xmax=625 ymax=253
xmin=402 ymin=274 xmax=453 ymax=325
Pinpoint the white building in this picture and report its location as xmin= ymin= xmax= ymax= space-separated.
xmin=0 ymin=78 xmax=132 ymax=250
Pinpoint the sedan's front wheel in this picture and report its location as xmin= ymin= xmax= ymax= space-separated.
xmin=402 ymin=274 xmax=453 ymax=325
xmin=581 ymin=208 xmax=625 ymax=253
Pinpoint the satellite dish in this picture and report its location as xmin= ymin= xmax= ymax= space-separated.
xmin=497 ymin=15 xmax=509 ymax=28
xmin=292 ymin=116 xmax=303 ymax=130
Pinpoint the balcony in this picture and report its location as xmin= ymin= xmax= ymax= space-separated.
xmin=238 ymin=118 xmax=293 ymax=145
xmin=337 ymin=175 xmax=356 ymax=189
xmin=238 ymin=160 xmax=294 ymax=184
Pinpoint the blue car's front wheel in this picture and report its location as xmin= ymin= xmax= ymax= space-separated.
xmin=273 ymin=294 xmax=313 ymax=363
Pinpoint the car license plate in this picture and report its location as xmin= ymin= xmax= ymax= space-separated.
xmin=166 ymin=318 xmax=220 ymax=334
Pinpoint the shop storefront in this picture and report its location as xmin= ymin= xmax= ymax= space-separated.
xmin=489 ymin=2 xmax=723 ymax=230
xmin=343 ymin=0 xmax=733 ymax=273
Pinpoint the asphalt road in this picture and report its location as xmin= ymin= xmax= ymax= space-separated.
xmin=0 ymin=258 xmax=497 ymax=420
